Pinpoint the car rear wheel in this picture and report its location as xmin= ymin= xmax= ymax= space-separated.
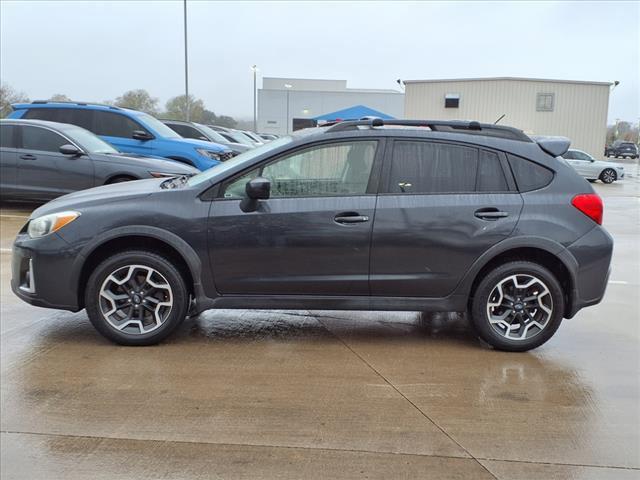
xmin=470 ymin=261 xmax=564 ymax=352
xmin=85 ymin=250 xmax=189 ymax=345
xmin=600 ymin=168 xmax=617 ymax=184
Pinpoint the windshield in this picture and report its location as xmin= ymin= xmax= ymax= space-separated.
xmin=137 ymin=113 xmax=182 ymax=138
xmin=63 ymin=125 xmax=118 ymax=154
xmin=187 ymin=136 xmax=293 ymax=187
xmin=196 ymin=124 xmax=231 ymax=144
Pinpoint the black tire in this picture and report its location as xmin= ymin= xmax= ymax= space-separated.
xmin=470 ymin=261 xmax=564 ymax=352
xmin=599 ymin=168 xmax=617 ymax=184
xmin=85 ymin=250 xmax=189 ymax=345
xmin=107 ymin=175 xmax=136 ymax=184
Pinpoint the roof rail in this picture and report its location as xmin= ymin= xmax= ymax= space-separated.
xmin=325 ymin=118 xmax=531 ymax=142
xmin=30 ymin=100 xmax=122 ymax=110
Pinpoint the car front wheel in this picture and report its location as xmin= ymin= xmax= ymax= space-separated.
xmin=600 ymin=168 xmax=617 ymax=184
xmin=470 ymin=261 xmax=564 ymax=352
xmin=85 ymin=250 xmax=189 ymax=345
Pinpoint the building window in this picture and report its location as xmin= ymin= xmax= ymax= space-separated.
xmin=536 ymin=93 xmax=555 ymax=112
xmin=445 ymin=93 xmax=460 ymax=108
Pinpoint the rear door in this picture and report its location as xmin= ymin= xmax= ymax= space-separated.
xmin=370 ymin=139 xmax=523 ymax=297
xmin=15 ymin=125 xmax=95 ymax=199
xmin=0 ymin=124 xmax=18 ymax=197
xmin=209 ymin=139 xmax=382 ymax=295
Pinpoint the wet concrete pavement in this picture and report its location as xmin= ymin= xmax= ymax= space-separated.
xmin=1 ymin=173 xmax=639 ymax=479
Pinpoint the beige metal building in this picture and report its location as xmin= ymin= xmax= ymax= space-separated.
xmin=404 ymin=77 xmax=611 ymax=157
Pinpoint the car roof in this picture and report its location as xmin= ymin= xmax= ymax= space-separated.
xmin=11 ymin=101 xmax=142 ymax=115
xmin=0 ymin=118 xmax=80 ymax=131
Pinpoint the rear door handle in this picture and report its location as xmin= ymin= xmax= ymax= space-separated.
xmin=20 ymin=154 xmax=37 ymax=161
xmin=474 ymin=209 xmax=509 ymax=220
xmin=334 ymin=212 xmax=370 ymax=224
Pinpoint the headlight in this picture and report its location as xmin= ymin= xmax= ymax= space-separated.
xmin=28 ymin=211 xmax=80 ymax=239
xmin=195 ymin=149 xmax=222 ymax=161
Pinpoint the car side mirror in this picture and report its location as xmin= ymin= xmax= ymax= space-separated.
xmin=59 ymin=144 xmax=82 ymax=156
xmin=246 ymin=177 xmax=270 ymax=200
xmin=132 ymin=130 xmax=153 ymax=141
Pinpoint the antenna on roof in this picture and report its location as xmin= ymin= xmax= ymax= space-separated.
xmin=494 ymin=114 xmax=506 ymax=125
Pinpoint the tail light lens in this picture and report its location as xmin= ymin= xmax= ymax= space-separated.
xmin=572 ymin=193 xmax=603 ymax=225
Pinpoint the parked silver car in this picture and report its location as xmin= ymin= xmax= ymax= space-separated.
xmin=0 ymin=119 xmax=198 ymax=201
xmin=162 ymin=120 xmax=250 ymax=155
xmin=563 ymin=149 xmax=625 ymax=184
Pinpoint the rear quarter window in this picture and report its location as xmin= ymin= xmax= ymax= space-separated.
xmin=507 ymin=154 xmax=553 ymax=192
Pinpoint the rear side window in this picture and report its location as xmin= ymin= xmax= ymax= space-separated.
xmin=507 ymin=154 xmax=553 ymax=192
xmin=0 ymin=125 xmax=16 ymax=148
xmin=20 ymin=126 xmax=68 ymax=153
xmin=93 ymin=111 xmax=145 ymax=138
xmin=476 ymin=150 xmax=508 ymax=191
xmin=23 ymin=108 xmax=93 ymax=130
xmin=388 ymin=141 xmax=478 ymax=193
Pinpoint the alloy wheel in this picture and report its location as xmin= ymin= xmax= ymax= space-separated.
xmin=601 ymin=169 xmax=616 ymax=184
xmin=99 ymin=264 xmax=173 ymax=335
xmin=486 ymin=274 xmax=553 ymax=341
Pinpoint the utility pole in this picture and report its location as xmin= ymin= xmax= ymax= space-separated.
xmin=284 ymin=83 xmax=292 ymax=134
xmin=252 ymin=65 xmax=258 ymax=132
xmin=183 ymin=0 xmax=190 ymax=121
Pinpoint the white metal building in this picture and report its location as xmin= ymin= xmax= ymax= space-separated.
xmin=404 ymin=77 xmax=611 ymax=157
xmin=258 ymin=77 xmax=404 ymax=135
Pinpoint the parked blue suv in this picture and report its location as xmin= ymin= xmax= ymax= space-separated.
xmin=9 ymin=102 xmax=234 ymax=170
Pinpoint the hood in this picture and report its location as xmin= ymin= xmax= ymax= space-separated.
xmin=93 ymin=152 xmax=199 ymax=174
xmin=31 ymin=178 xmax=165 ymax=218
xmin=170 ymin=136 xmax=232 ymax=153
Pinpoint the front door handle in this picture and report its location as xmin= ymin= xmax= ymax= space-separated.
xmin=474 ymin=208 xmax=509 ymax=220
xmin=20 ymin=154 xmax=37 ymax=161
xmin=334 ymin=212 xmax=370 ymax=224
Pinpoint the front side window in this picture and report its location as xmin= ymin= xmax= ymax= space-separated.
xmin=167 ymin=123 xmax=200 ymax=139
xmin=572 ymin=151 xmax=591 ymax=161
xmin=20 ymin=126 xmax=68 ymax=153
xmin=93 ymin=111 xmax=146 ymax=138
xmin=222 ymin=141 xmax=378 ymax=199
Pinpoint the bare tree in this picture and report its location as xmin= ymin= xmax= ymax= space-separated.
xmin=0 ymin=82 xmax=29 ymax=117
xmin=49 ymin=93 xmax=71 ymax=102
xmin=114 ymin=89 xmax=159 ymax=114
xmin=164 ymin=94 xmax=205 ymax=122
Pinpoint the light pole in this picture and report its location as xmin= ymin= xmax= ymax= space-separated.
xmin=284 ymin=83 xmax=292 ymax=134
xmin=252 ymin=65 xmax=258 ymax=132
xmin=183 ymin=0 xmax=190 ymax=121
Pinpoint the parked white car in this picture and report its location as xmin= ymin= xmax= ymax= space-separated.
xmin=563 ymin=149 xmax=625 ymax=184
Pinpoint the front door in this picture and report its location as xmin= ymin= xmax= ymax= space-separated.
xmin=93 ymin=110 xmax=154 ymax=156
xmin=208 ymin=139 xmax=382 ymax=295
xmin=370 ymin=140 xmax=523 ymax=297
xmin=15 ymin=125 xmax=95 ymax=200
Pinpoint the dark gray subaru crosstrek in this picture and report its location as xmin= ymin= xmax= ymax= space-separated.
xmin=11 ymin=119 xmax=613 ymax=351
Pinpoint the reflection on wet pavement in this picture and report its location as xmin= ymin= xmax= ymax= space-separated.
xmin=1 ymin=178 xmax=639 ymax=479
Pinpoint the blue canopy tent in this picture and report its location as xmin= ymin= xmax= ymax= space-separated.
xmin=314 ymin=105 xmax=395 ymax=122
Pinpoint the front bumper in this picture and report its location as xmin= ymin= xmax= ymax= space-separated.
xmin=11 ymin=233 xmax=82 ymax=311
xmin=564 ymin=225 xmax=614 ymax=318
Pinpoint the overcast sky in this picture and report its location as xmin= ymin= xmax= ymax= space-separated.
xmin=1 ymin=1 xmax=638 ymax=123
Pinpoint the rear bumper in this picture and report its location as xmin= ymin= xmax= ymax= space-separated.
xmin=11 ymin=233 xmax=82 ymax=311
xmin=564 ymin=226 xmax=614 ymax=318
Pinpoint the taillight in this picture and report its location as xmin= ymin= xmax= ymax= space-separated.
xmin=572 ymin=193 xmax=603 ymax=225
